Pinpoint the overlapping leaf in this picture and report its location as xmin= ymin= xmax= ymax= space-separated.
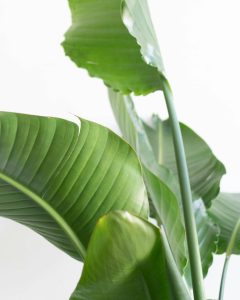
xmin=109 ymin=88 xmax=226 ymax=275
xmin=71 ymin=211 xmax=191 ymax=300
xmin=145 ymin=116 xmax=226 ymax=207
xmin=109 ymin=89 xmax=186 ymax=271
xmin=0 ymin=112 xmax=148 ymax=261
xmin=63 ymin=0 xmax=165 ymax=95
xmin=208 ymin=193 xmax=240 ymax=254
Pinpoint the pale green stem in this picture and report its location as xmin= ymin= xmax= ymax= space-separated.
xmin=219 ymin=218 xmax=240 ymax=300
xmin=162 ymin=79 xmax=205 ymax=300
xmin=218 ymin=257 xmax=230 ymax=300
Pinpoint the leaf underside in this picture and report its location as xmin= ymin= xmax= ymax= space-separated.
xmin=63 ymin=0 xmax=165 ymax=95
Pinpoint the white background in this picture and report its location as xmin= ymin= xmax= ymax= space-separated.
xmin=0 ymin=0 xmax=240 ymax=299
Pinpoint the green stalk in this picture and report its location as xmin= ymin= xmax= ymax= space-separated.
xmin=162 ymin=79 xmax=205 ymax=300
xmin=219 ymin=218 xmax=240 ymax=300
xmin=218 ymin=257 xmax=230 ymax=300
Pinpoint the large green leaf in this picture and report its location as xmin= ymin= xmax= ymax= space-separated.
xmin=184 ymin=200 xmax=219 ymax=286
xmin=71 ymin=211 xmax=191 ymax=300
xmin=109 ymin=89 xmax=186 ymax=271
xmin=0 ymin=112 xmax=148 ymax=260
xmin=62 ymin=0 xmax=165 ymax=95
xmin=146 ymin=116 xmax=226 ymax=207
xmin=208 ymin=193 xmax=240 ymax=254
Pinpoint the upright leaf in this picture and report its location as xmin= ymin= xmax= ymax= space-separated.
xmin=63 ymin=0 xmax=165 ymax=95
xmin=208 ymin=193 xmax=240 ymax=254
xmin=0 ymin=112 xmax=148 ymax=260
xmin=109 ymin=89 xmax=187 ymax=271
xmin=144 ymin=168 xmax=186 ymax=269
xmin=71 ymin=211 xmax=191 ymax=300
xmin=146 ymin=116 xmax=226 ymax=207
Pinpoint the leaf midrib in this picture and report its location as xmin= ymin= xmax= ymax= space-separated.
xmin=0 ymin=171 xmax=86 ymax=259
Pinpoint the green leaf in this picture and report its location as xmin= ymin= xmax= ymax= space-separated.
xmin=121 ymin=0 xmax=164 ymax=72
xmin=184 ymin=200 xmax=219 ymax=286
xmin=146 ymin=116 xmax=226 ymax=207
xmin=62 ymin=0 xmax=165 ymax=95
xmin=161 ymin=228 xmax=192 ymax=300
xmin=109 ymin=89 xmax=187 ymax=271
xmin=0 ymin=112 xmax=148 ymax=261
xmin=143 ymin=168 xmax=186 ymax=269
xmin=71 ymin=211 xmax=191 ymax=300
xmin=208 ymin=193 xmax=240 ymax=254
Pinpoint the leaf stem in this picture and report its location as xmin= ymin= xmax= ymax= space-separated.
xmin=162 ymin=78 xmax=205 ymax=300
xmin=219 ymin=218 xmax=240 ymax=300
xmin=218 ymin=257 xmax=230 ymax=300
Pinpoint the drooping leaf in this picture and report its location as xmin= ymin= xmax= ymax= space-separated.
xmin=63 ymin=0 xmax=165 ymax=95
xmin=109 ymin=89 xmax=186 ymax=271
xmin=184 ymin=200 xmax=219 ymax=286
xmin=0 ymin=112 xmax=148 ymax=261
xmin=146 ymin=115 xmax=226 ymax=207
xmin=71 ymin=211 xmax=191 ymax=300
xmin=208 ymin=193 xmax=240 ymax=254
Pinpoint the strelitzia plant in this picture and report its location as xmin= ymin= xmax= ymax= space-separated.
xmin=0 ymin=1 xmax=239 ymax=300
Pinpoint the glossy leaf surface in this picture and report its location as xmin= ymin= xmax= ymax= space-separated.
xmin=0 ymin=112 xmax=148 ymax=260
xmin=63 ymin=0 xmax=165 ymax=95
xmin=71 ymin=211 xmax=190 ymax=300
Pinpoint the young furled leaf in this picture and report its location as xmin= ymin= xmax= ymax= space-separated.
xmin=71 ymin=211 xmax=191 ymax=300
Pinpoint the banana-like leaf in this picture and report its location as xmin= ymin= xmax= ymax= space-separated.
xmin=145 ymin=116 xmax=226 ymax=207
xmin=62 ymin=0 xmax=165 ymax=95
xmin=0 ymin=112 xmax=148 ymax=261
xmin=144 ymin=168 xmax=186 ymax=269
xmin=71 ymin=211 xmax=191 ymax=300
xmin=184 ymin=200 xmax=219 ymax=286
xmin=109 ymin=89 xmax=187 ymax=271
xmin=208 ymin=193 xmax=240 ymax=254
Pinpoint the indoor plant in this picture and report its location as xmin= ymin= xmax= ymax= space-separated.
xmin=0 ymin=0 xmax=239 ymax=299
